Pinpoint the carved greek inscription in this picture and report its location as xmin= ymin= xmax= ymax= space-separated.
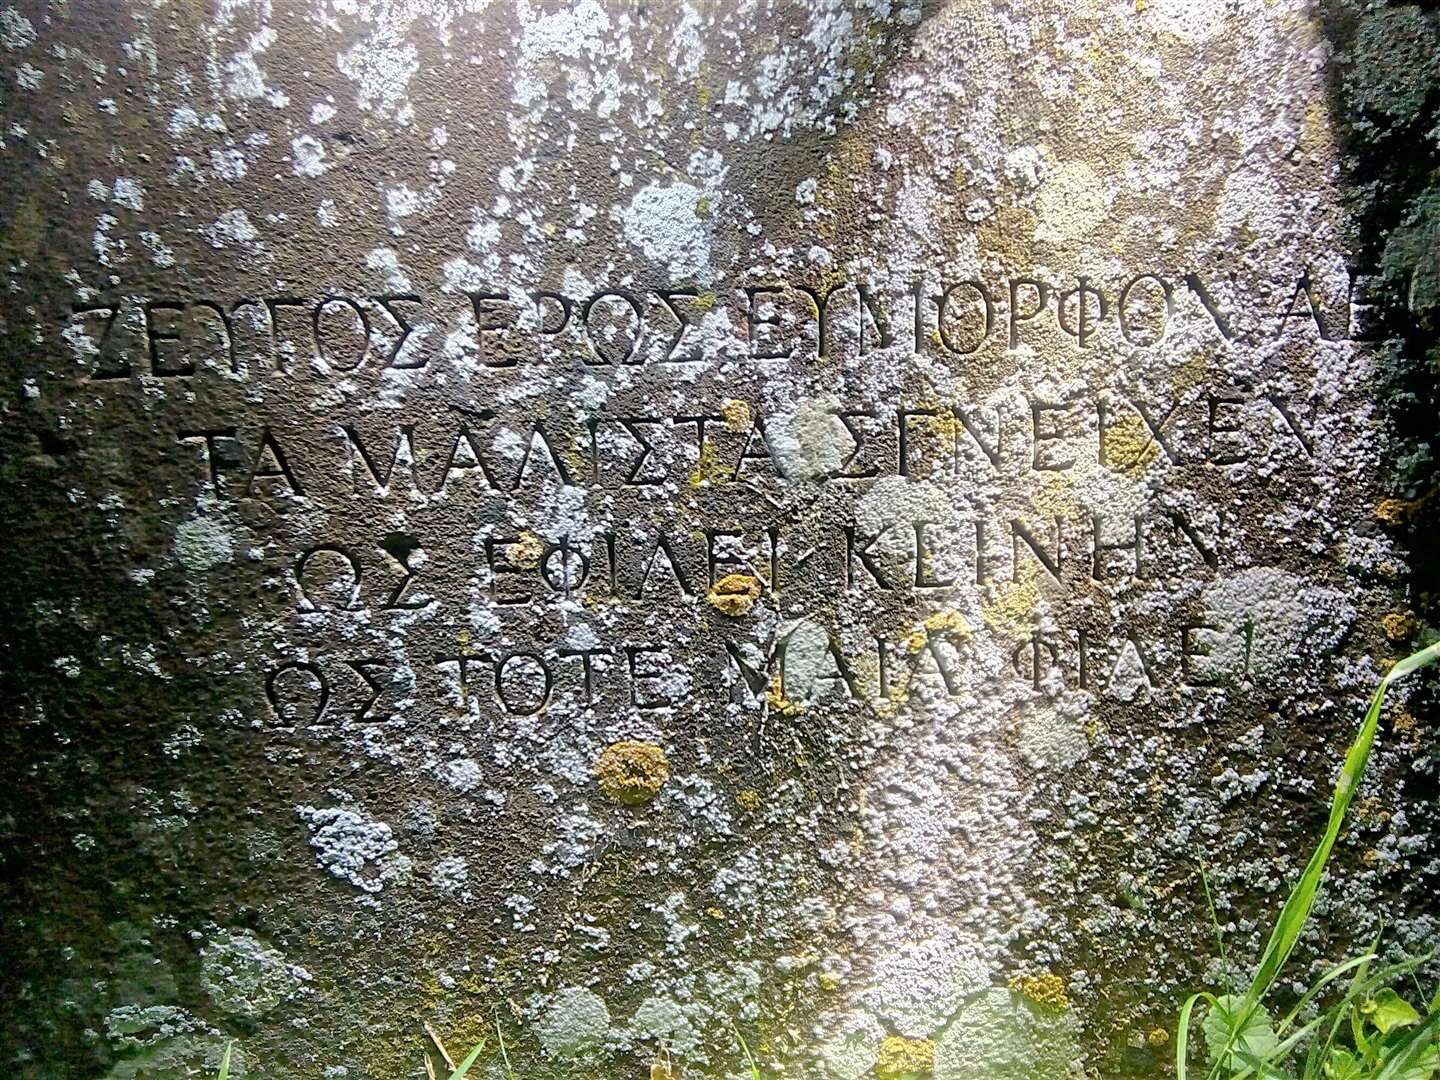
xmin=64 ymin=264 xmax=1376 ymax=384
xmin=177 ymin=389 xmax=1320 ymax=507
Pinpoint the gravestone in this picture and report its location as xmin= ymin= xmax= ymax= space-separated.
xmin=1 ymin=1 xmax=1435 ymax=1077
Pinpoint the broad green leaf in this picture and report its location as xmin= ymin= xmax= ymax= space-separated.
xmin=1228 ymin=1016 xmax=1323 ymax=1080
xmin=1392 ymin=1043 xmax=1439 ymax=1080
xmin=1325 ymin=1048 xmax=1362 ymax=1080
xmin=1374 ymin=1012 xmax=1440 ymax=1080
xmin=1379 ymin=1039 xmax=1439 ymax=1080
xmin=1205 ymin=995 xmax=1281 ymax=1072
xmin=1230 ymin=1045 xmax=1295 ymax=1080
xmin=1367 ymin=990 xmax=1423 ymax=1035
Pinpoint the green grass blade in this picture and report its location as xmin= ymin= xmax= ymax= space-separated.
xmin=1301 ymin=952 xmax=1407 ymax=1080
xmin=732 ymin=1022 xmax=762 ymax=1080
xmin=1244 ymin=643 xmax=1440 ymax=1008
xmin=1199 ymin=860 xmax=1230 ymax=984
xmin=1176 ymin=991 xmax=1215 ymax=1080
xmin=447 ymin=1042 xmax=485 ymax=1080
xmin=1382 ymin=641 xmax=1440 ymax=683
xmin=494 ymin=1018 xmax=514 ymax=1080
xmin=1276 ymin=953 xmax=1376 ymax=1033
xmin=217 ymin=1041 xmax=233 ymax=1080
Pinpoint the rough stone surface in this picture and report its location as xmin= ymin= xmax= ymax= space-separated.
xmin=1 ymin=0 xmax=1437 ymax=1077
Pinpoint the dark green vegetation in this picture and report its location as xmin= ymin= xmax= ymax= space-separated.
xmin=1326 ymin=2 xmax=1440 ymax=599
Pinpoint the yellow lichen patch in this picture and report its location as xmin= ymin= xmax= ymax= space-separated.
xmin=817 ymin=970 xmax=841 ymax=992
xmin=1147 ymin=1027 xmax=1169 ymax=1048
xmin=689 ymin=438 xmax=726 ymax=487
xmin=976 ymin=203 xmax=1038 ymax=270
xmin=1374 ymin=498 xmax=1419 ymax=525
xmin=720 ymin=398 xmax=752 ymax=433
xmin=512 ymin=531 xmax=544 ymax=570
xmin=1393 ymin=709 xmax=1417 ymax=734
xmin=1172 ymin=350 xmax=1211 ymax=394
xmin=595 ymin=741 xmax=670 ymax=806
xmin=924 ymin=609 xmax=972 ymax=639
xmin=706 ymin=573 xmax=763 ymax=617
xmin=1102 ymin=410 xmax=1161 ymax=477
xmin=1381 ymin=611 xmax=1417 ymax=641
xmin=875 ymin=1035 xmax=936 ymax=1077
xmin=1300 ymin=97 xmax=1337 ymax=157
xmin=766 ymin=675 xmax=803 ymax=717
xmin=735 ymin=789 xmax=762 ymax=812
xmin=917 ymin=407 xmax=959 ymax=443
xmin=1009 ymin=971 xmax=1070 ymax=1010
xmin=1030 ymin=473 xmax=1080 ymax=519
xmin=894 ymin=402 xmax=960 ymax=477
xmin=904 ymin=610 xmax=973 ymax=655
xmin=1353 ymin=795 xmax=1391 ymax=829
xmin=981 ymin=575 xmax=1041 ymax=638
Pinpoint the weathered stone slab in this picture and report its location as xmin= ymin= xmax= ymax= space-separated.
xmin=0 ymin=1 xmax=1435 ymax=1077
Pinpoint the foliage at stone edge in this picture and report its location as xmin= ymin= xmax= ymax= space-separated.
xmin=1177 ymin=641 xmax=1440 ymax=1080
xmin=1330 ymin=2 xmax=1440 ymax=605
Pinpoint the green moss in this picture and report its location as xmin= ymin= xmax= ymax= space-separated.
xmin=1347 ymin=7 xmax=1440 ymax=127
xmin=1382 ymin=188 xmax=1440 ymax=320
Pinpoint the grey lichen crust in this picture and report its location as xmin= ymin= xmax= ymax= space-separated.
xmin=0 ymin=0 xmax=1436 ymax=1078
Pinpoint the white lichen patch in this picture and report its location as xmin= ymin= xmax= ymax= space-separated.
xmin=0 ymin=6 xmax=36 ymax=51
xmin=290 ymin=134 xmax=326 ymax=178
xmin=1032 ymin=162 xmax=1108 ymax=245
xmin=295 ymin=806 xmax=411 ymax=893
xmin=767 ymin=395 xmax=850 ymax=481
xmin=1016 ymin=699 xmax=1091 ymax=771
xmin=618 ymin=182 xmax=712 ymax=282
xmin=532 ymin=986 xmax=612 ymax=1059
xmin=200 ymin=931 xmax=307 ymax=1020
xmin=933 ymin=988 xmax=1082 ymax=1080
xmin=1202 ymin=567 xmax=1356 ymax=681
xmin=173 ymin=516 xmax=233 ymax=572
